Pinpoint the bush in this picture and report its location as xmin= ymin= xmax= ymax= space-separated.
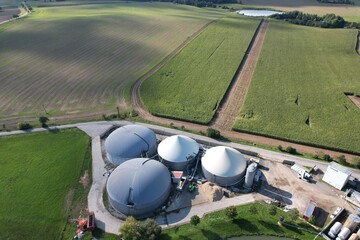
xmin=289 ymin=208 xmax=299 ymax=222
xmin=308 ymin=215 xmax=315 ymax=224
xmin=206 ymin=128 xmax=221 ymax=139
xmin=277 ymin=145 xmax=283 ymax=151
xmin=13 ymin=14 xmax=19 ymax=18
xmin=17 ymin=122 xmax=32 ymax=130
xmin=322 ymin=154 xmax=332 ymax=162
xmin=337 ymin=155 xmax=347 ymax=166
xmin=226 ymin=206 xmax=238 ymax=221
xmin=190 ymin=215 xmax=200 ymax=226
xmin=268 ymin=205 xmax=277 ymax=216
xmin=286 ymin=146 xmax=297 ymax=154
xmin=119 ymin=217 xmax=161 ymax=240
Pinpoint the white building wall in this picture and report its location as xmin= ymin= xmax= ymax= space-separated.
xmin=323 ymin=164 xmax=350 ymax=190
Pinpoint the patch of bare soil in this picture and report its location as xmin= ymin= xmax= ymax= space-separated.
xmin=64 ymin=188 xmax=75 ymax=213
xmin=348 ymin=95 xmax=360 ymax=109
xmin=210 ymin=19 xmax=269 ymax=130
xmin=79 ymin=170 xmax=89 ymax=188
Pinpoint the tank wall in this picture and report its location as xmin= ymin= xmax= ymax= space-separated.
xmin=202 ymin=166 xmax=245 ymax=187
xmin=161 ymin=156 xmax=196 ymax=171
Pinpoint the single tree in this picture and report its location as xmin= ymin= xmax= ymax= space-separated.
xmin=140 ymin=218 xmax=162 ymax=240
xmin=226 ymin=206 xmax=238 ymax=221
xmin=39 ymin=116 xmax=49 ymax=127
xmin=337 ymin=155 xmax=347 ymax=166
xmin=206 ymin=128 xmax=221 ymax=139
xmin=119 ymin=216 xmax=140 ymax=240
xmin=190 ymin=215 xmax=200 ymax=226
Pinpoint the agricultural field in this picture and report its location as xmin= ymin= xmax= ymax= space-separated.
xmin=161 ymin=203 xmax=316 ymax=239
xmin=227 ymin=0 xmax=360 ymax=22
xmin=140 ymin=15 xmax=260 ymax=124
xmin=233 ymin=20 xmax=360 ymax=154
xmin=0 ymin=2 xmax=224 ymax=124
xmin=0 ymin=129 xmax=90 ymax=239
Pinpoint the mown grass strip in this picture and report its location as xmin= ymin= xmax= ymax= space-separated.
xmin=140 ymin=14 xmax=260 ymax=124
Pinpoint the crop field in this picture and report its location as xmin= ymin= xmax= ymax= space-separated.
xmin=233 ymin=20 xmax=360 ymax=154
xmin=227 ymin=0 xmax=360 ymax=22
xmin=0 ymin=129 xmax=90 ymax=239
xmin=0 ymin=2 xmax=224 ymax=123
xmin=140 ymin=15 xmax=260 ymax=124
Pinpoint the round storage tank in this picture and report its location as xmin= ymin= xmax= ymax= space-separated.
xmin=328 ymin=222 xmax=342 ymax=238
xmin=349 ymin=233 xmax=359 ymax=240
xmin=337 ymin=227 xmax=351 ymax=240
xmin=106 ymin=158 xmax=171 ymax=217
xmin=244 ymin=163 xmax=257 ymax=189
xmin=201 ymin=146 xmax=247 ymax=187
xmin=105 ymin=125 xmax=157 ymax=165
xmin=158 ymin=135 xmax=199 ymax=171
xmin=344 ymin=214 xmax=360 ymax=231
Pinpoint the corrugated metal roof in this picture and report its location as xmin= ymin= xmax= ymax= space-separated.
xmin=329 ymin=162 xmax=352 ymax=176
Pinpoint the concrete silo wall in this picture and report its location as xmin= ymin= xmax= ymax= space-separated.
xmin=202 ymin=166 xmax=245 ymax=187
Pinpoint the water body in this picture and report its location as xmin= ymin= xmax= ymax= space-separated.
xmin=236 ymin=10 xmax=283 ymax=17
xmin=228 ymin=236 xmax=294 ymax=240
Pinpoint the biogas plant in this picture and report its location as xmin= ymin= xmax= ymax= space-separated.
xmin=102 ymin=124 xmax=261 ymax=218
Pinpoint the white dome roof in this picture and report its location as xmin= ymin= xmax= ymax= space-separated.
xmin=158 ymin=135 xmax=199 ymax=163
xmin=201 ymin=146 xmax=247 ymax=177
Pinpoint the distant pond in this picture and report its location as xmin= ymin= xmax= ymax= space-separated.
xmin=227 ymin=236 xmax=294 ymax=240
xmin=236 ymin=10 xmax=283 ymax=17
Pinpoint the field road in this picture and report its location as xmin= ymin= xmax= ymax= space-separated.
xmin=210 ymin=19 xmax=269 ymax=130
xmin=130 ymin=20 xmax=358 ymax=159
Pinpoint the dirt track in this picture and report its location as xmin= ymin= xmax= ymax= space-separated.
xmin=210 ymin=19 xmax=269 ymax=130
xmin=131 ymin=18 xmax=359 ymax=160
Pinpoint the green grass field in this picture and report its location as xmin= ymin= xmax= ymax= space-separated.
xmin=226 ymin=0 xmax=360 ymax=22
xmin=0 ymin=2 xmax=224 ymax=122
xmin=233 ymin=20 xmax=360 ymax=154
xmin=161 ymin=203 xmax=316 ymax=239
xmin=140 ymin=15 xmax=260 ymax=124
xmin=0 ymin=129 xmax=91 ymax=239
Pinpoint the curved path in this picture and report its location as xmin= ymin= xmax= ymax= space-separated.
xmin=131 ymin=19 xmax=358 ymax=159
xmin=210 ymin=19 xmax=268 ymax=130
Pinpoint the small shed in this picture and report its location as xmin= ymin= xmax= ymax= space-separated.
xmin=303 ymin=200 xmax=317 ymax=221
xmin=322 ymin=162 xmax=352 ymax=190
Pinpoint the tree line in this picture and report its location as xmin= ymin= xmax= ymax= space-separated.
xmin=317 ymin=0 xmax=354 ymax=5
xmin=271 ymin=11 xmax=360 ymax=29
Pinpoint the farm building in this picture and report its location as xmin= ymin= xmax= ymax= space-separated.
xmin=323 ymin=162 xmax=352 ymax=190
xmin=158 ymin=135 xmax=200 ymax=171
xmin=201 ymin=146 xmax=247 ymax=187
xmin=104 ymin=125 xmax=157 ymax=165
xmin=106 ymin=158 xmax=171 ymax=217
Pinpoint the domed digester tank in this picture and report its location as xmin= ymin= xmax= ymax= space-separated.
xmin=336 ymin=227 xmax=351 ymax=240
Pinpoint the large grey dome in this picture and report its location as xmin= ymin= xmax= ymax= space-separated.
xmin=201 ymin=146 xmax=247 ymax=187
xmin=106 ymin=158 xmax=171 ymax=217
xmin=105 ymin=125 xmax=157 ymax=165
xmin=158 ymin=135 xmax=199 ymax=171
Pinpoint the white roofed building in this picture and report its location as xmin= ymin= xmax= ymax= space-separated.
xmin=323 ymin=162 xmax=352 ymax=190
